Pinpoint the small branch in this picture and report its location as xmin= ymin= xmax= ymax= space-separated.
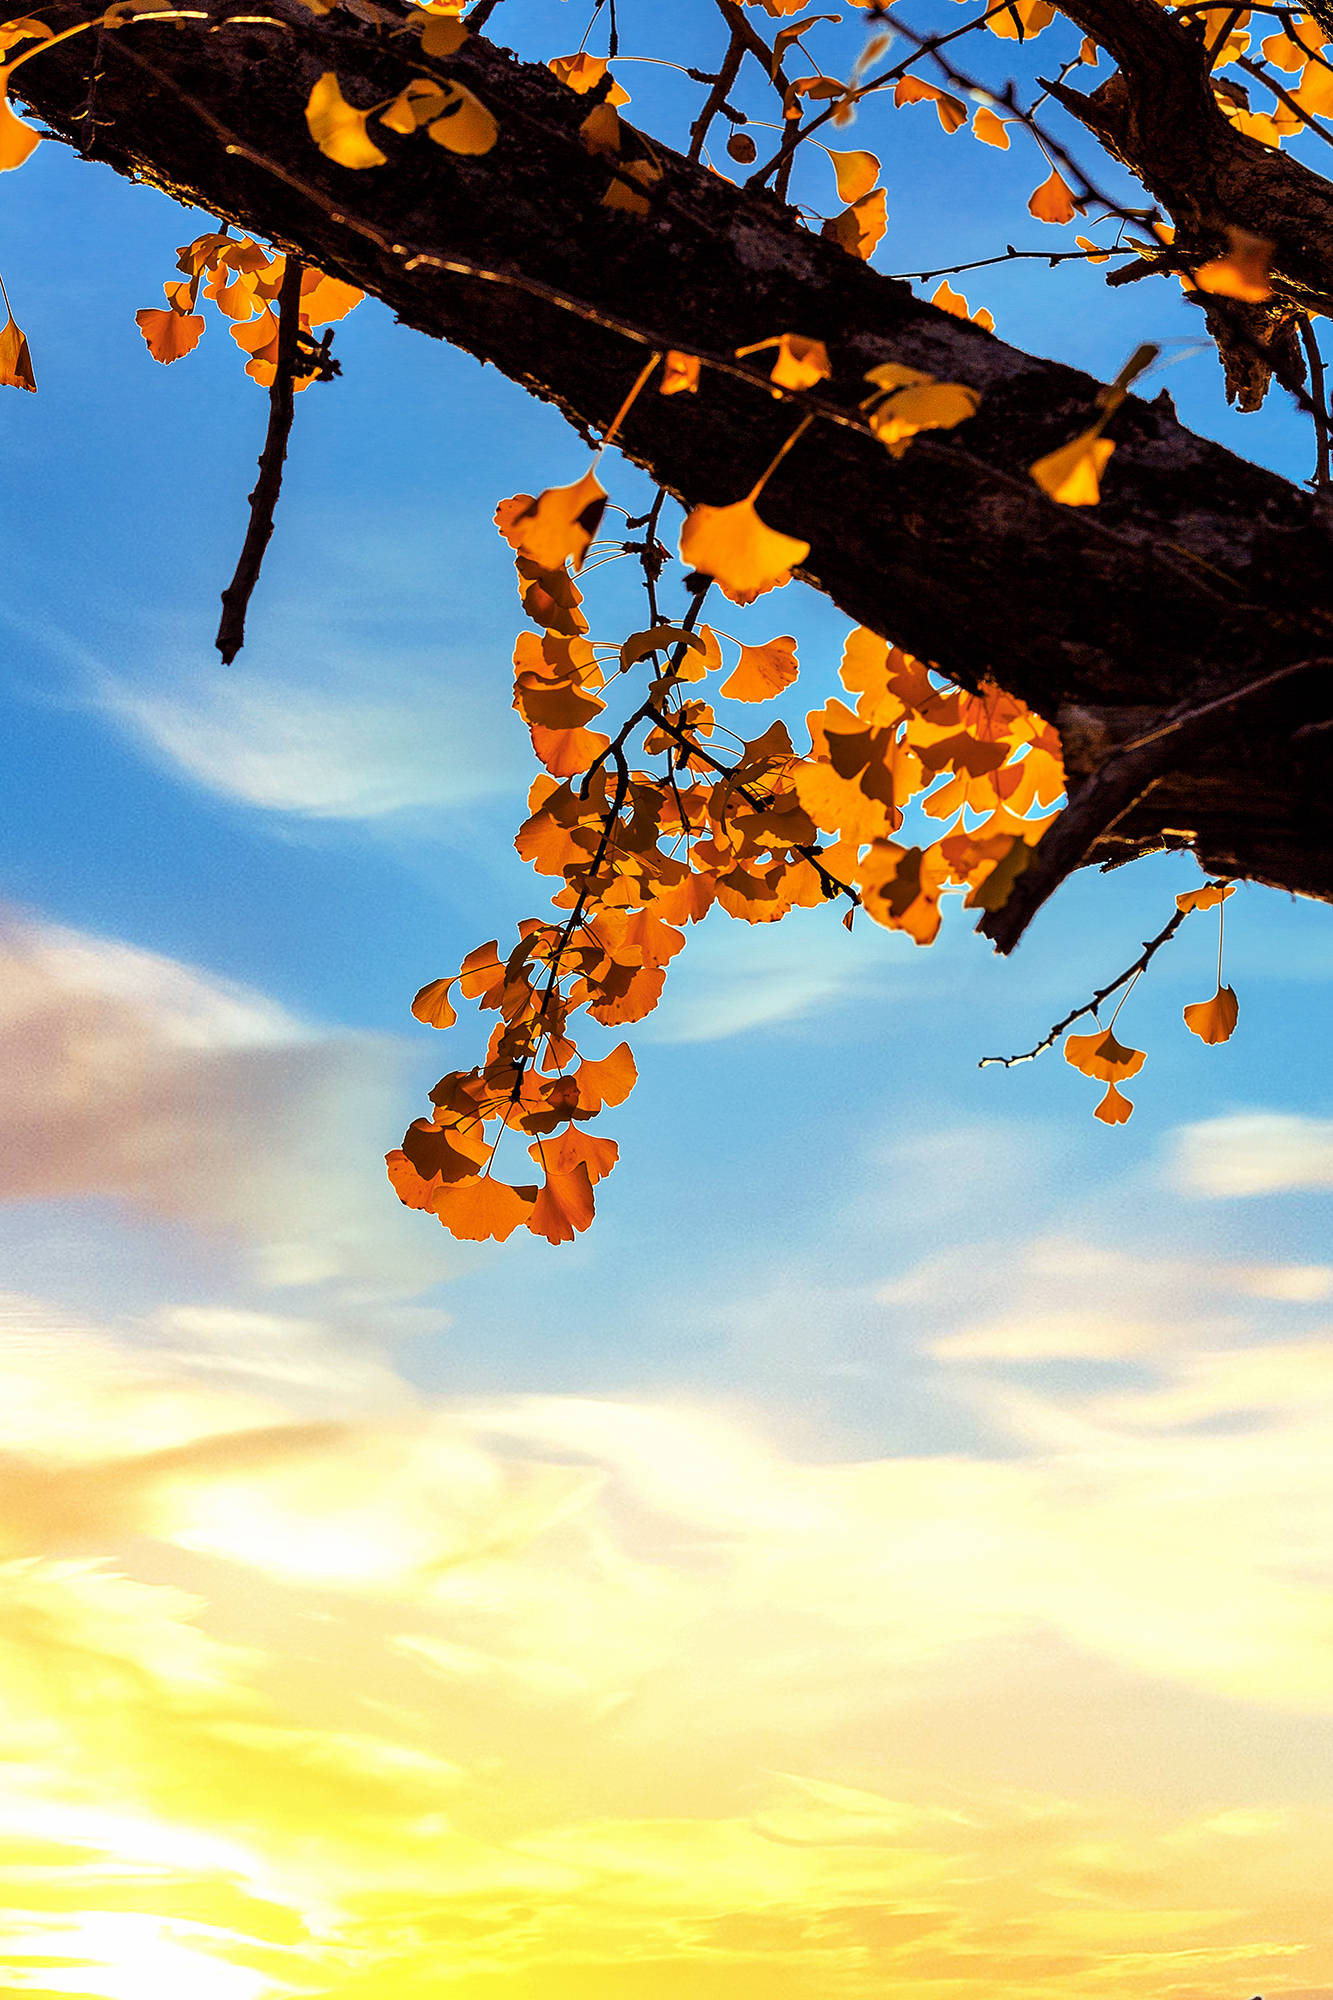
xmin=216 ymin=253 xmax=304 ymax=663
xmin=1299 ymin=313 xmax=1332 ymax=487
xmin=979 ymin=905 xmax=1187 ymax=1066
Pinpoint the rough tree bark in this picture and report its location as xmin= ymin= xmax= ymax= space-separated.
xmin=15 ymin=0 xmax=1333 ymax=935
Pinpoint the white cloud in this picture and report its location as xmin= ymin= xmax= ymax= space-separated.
xmin=1170 ymin=1113 xmax=1333 ymax=1196
xmin=103 ymin=661 xmax=522 ymax=821
xmin=644 ymin=912 xmax=919 ymax=1043
xmin=0 ymin=908 xmax=448 ymax=1293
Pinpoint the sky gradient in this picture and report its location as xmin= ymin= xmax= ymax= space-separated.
xmin=3 ymin=1 xmax=1333 ymax=1993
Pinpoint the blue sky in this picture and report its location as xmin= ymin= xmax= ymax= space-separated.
xmin=2 ymin=5 xmax=1333 ymax=1993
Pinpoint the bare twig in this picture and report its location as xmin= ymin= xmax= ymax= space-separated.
xmin=216 ymin=253 xmax=304 ymax=663
xmin=1299 ymin=313 xmax=1332 ymax=487
xmin=979 ymin=905 xmax=1188 ymax=1065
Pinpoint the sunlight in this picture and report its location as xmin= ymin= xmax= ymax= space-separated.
xmin=3 ymin=1913 xmax=292 ymax=2000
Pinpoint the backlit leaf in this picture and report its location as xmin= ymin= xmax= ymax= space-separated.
xmin=0 ymin=73 xmax=39 ymax=172
xmin=305 ymin=73 xmax=388 ymax=168
xmin=135 ymin=307 xmax=206 ymax=364
xmin=822 ymin=187 xmax=888 ymax=261
xmin=828 ymin=146 xmax=879 ymax=203
xmin=411 ymin=976 xmax=458 ymax=1029
xmin=430 ymin=1176 xmax=537 ymax=1241
xmin=679 ymin=498 xmax=809 ymax=598
xmin=1182 ymin=984 xmax=1239 ymax=1043
xmin=1028 ymin=166 xmax=1081 ymax=223
xmin=1094 ymin=1081 xmax=1134 ymax=1124
xmin=427 ymin=80 xmax=499 ymax=155
xmin=509 ymin=468 xmax=608 ymax=571
xmin=972 ymin=106 xmax=1010 ymax=147
xmin=526 ymin=1161 xmax=596 ymax=1242
xmin=1030 ymin=430 xmax=1115 ymax=506
xmin=1063 ymin=1028 xmax=1146 ymax=1080
xmin=1175 ymin=879 xmax=1236 ymax=914
xmin=661 ymin=350 xmax=701 ymax=394
xmin=1194 ymin=227 xmax=1274 ymax=302
xmin=0 ymin=312 xmax=35 ymax=390
xmin=720 ymin=634 xmax=799 ymax=701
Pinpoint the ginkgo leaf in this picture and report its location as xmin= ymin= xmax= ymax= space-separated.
xmin=828 ymin=146 xmax=879 ymax=203
xmin=1194 ymin=228 xmax=1274 ymax=302
xmin=1030 ymin=431 xmax=1115 ymax=506
xmin=419 ymin=13 xmax=467 ymax=55
xmin=1028 ymin=166 xmax=1081 ymax=224
xmin=514 ymin=672 xmax=606 ymax=729
xmin=603 ymin=157 xmax=662 ymax=213
xmin=620 ymin=624 xmax=707 ymax=674
xmin=720 ymin=634 xmax=799 ymax=701
xmin=526 ymin=1162 xmax=596 ymax=1242
xmin=931 ymin=280 xmax=973 ymax=319
xmin=380 ymin=78 xmax=448 ymax=134
xmin=986 ymin=0 xmax=1056 ymax=37
xmin=822 ymin=187 xmax=888 ymax=261
xmin=135 ymin=307 xmax=206 ymax=364
xmin=529 ymin=722 xmax=612 ymax=777
xmin=548 ymin=51 xmax=630 ymax=102
xmin=580 ymin=102 xmax=621 ymax=155
xmin=736 ymin=332 xmax=832 ymax=392
xmin=893 ymin=75 xmax=968 ymax=132
xmin=509 ymin=468 xmax=608 ymax=571
xmin=543 ymin=1123 xmax=619 ymax=1184
xmin=300 ymin=268 xmax=364 ymax=325
xmin=868 ymin=379 xmax=980 ymax=453
xmin=661 ymin=350 xmax=701 ymax=394
xmin=305 ymin=73 xmax=388 ymax=168
xmin=575 ymin=1041 xmax=637 ymax=1112
xmin=1183 ymin=984 xmax=1239 ymax=1043
xmin=0 ymin=313 xmax=35 ymax=390
xmin=411 ymin=976 xmax=458 ymax=1029
xmin=427 ymin=80 xmax=499 ymax=155
xmin=1175 ymin=878 xmax=1236 ymax=914
xmin=430 ymin=1175 xmax=537 ymax=1241
xmin=679 ymin=498 xmax=809 ymax=598
xmin=972 ymin=106 xmax=1010 ymax=147
xmin=1063 ymin=1027 xmax=1146 ymax=1080
xmin=0 ymin=75 xmax=39 ymax=172
xmin=1094 ymin=1081 xmax=1135 ymax=1124
xmin=1076 ymin=233 xmax=1110 ymax=264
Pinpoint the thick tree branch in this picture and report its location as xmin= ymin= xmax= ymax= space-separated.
xmin=15 ymin=0 xmax=1333 ymax=922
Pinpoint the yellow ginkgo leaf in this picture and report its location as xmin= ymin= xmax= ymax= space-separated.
xmin=427 ymin=80 xmax=499 ymax=154
xmin=419 ymin=12 xmax=468 ymax=56
xmin=1176 ymin=879 xmax=1236 ymax=914
xmin=134 ymin=307 xmax=205 ymax=365
xmin=660 ymin=350 xmax=701 ymax=395
xmin=679 ymin=498 xmax=810 ymax=598
xmin=1028 ymin=166 xmax=1081 ymax=224
xmin=1194 ymin=227 xmax=1274 ymax=302
xmin=821 ymin=188 xmax=888 ymax=261
xmin=380 ymin=78 xmax=448 ymax=134
xmin=548 ymin=52 xmax=631 ymax=103
xmin=972 ymin=106 xmax=1010 ymax=148
xmin=0 ymin=312 xmax=35 ymax=390
xmin=1094 ymin=1081 xmax=1135 ymax=1124
xmin=828 ymin=147 xmax=879 ymax=203
xmin=737 ymin=332 xmax=832 ymax=392
xmin=411 ymin=976 xmax=458 ymax=1029
xmin=0 ymin=74 xmax=39 ymax=173
xmin=1064 ymin=1027 xmax=1146 ymax=1080
xmin=305 ymin=73 xmax=388 ymax=168
xmin=602 ymin=156 xmax=662 ymax=213
xmin=863 ymin=362 xmax=933 ymax=394
xmin=1183 ymin=984 xmax=1239 ymax=1043
xmin=1030 ymin=430 xmax=1115 ymax=506
xmin=869 ymin=379 xmax=980 ymax=454
xmin=931 ymin=279 xmax=972 ymax=319
xmin=509 ymin=467 xmax=608 ymax=572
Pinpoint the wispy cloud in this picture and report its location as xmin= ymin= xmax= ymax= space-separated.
xmin=1169 ymin=1112 xmax=1333 ymax=1196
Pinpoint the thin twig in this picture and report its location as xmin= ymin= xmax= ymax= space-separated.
xmin=216 ymin=253 xmax=304 ymax=662
xmin=978 ymin=905 xmax=1188 ymax=1065
xmin=1299 ymin=313 xmax=1332 ymax=486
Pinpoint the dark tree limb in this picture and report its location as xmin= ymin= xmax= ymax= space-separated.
xmin=14 ymin=0 xmax=1333 ymax=923
xmin=215 ymin=252 xmax=305 ymax=664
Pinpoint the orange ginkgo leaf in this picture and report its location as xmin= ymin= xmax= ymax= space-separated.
xmin=574 ymin=1041 xmax=638 ymax=1114
xmin=430 ymin=1175 xmax=537 ymax=1241
xmin=411 ymin=976 xmax=458 ymax=1029
xmin=305 ymin=73 xmax=388 ymax=168
xmin=822 ymin=187 xmax=888 ymax=261
xmin=1094 ymin=1081 xmax=1135 ymax=1124
xmin=930 ymin=280 xmax=992 ymax=330
xmin=893 ymin=75 xmax=968 ymax=132
xmin=135 ymin=307 xmax=207 ymax=364
xmin=427 ymin=80 xmax=499 ymax=155
xmin=548 ymin=52 xmax=631 ymax=102
xmin=1063 ymin=1027 xmax=1146 ymax=1081
xmin=720 ymin=634 xmax=800 ymax=702
xmin=545 ymin=1123 xmax=619 ymax=1184
xmin=0 ymin=313 xmax=35 ymax=390
xmin=972 ymin=106 xmax=1011 ymax=147
xmin=1028 ymin=166 xmax=1082 ymax=224
xmin=661 ymin=350 xmax=701 ymax=395
xmin=508 ymin=467 xmax=608 ymax=572
xmin=828 ymin=146 xmax=880 ymax=203
xmin=0 ymin=75 xmax=39 ymax=172
xmin=1030 ymin=430 xmax=1115 ymax=505
xmin=1183 ymin=984 xmax=1240 ymax=1044
xmin=864 ymin=368 xmax=980 ymax=454
xmin=736 ymin=332 xmax=832 ymax=391
xmin=678 ymin=498 xmax=810 ymax=600
xmin=1194 ymin=228 xmax=1274 ymax=302
xmin=526 ymin=1160 xmax=597 ymax=1242
xmin=529 ymin=722 xmax=612 ymax=777
xmin=419 ymin=11 xmax=468 ymax=56
xmin=1175 ymin=878 xmax=1236 ymax=914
